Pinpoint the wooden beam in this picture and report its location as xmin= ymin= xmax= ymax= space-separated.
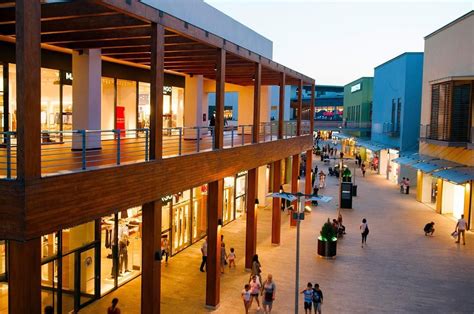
xmin=16 ymin=0 xmax=41 ymax=180
xmin=297 ymin=79 xmax=303 ymax=136
xmin=150 ymin=23 xmax=164 ymax=160
xmin=41 ymin=26 xmax=151 ymax=44
xmin=141 ymin=200 xmax=162 ymax=314
xmin=214 ymin=48 xmax=225 ymax=149
xmin=8 ymin=238 xmax=41 ymax=314
xmin=278 ymin=72 xmax=285 ymax=139
xmin=245 ymin=168 xmax=258 ymax=269
xmin=253 ymin=63 xmax=262 ymax=143
xmin=272 ymin=160 xmax=282 ymax=245
xmin=206 ymin=179 xmax=223 ymax=308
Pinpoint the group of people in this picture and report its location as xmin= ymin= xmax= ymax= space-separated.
xmin=332 ymin=213 xmax=346 ymax=238
xmin=300 ymin=282 xmax=324 ymax=314
xmin=241 ymin=255 xmax=276 ymax=313
xmin=200 ymin=235 xmax=236 ymax=274
xmin=400 ymin=177 xmax=411 ymax=194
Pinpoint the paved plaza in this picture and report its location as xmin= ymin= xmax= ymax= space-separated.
xmin=84 ymin=158 xmax=474 ymax=313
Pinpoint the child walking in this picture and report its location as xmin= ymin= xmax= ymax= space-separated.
xmin=228 ymin=247 xmax=236 ymax=268
xmin=241 ymin=284 xmax=251 ymax=314
xmin=300 ymin=282 xmax=314 ymax=314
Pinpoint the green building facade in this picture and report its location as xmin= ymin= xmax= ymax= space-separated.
xmin=343 ymin=77 xmax=373 ymax=137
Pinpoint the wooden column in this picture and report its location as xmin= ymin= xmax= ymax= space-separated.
xmin=141 ymin=200 xmax=162 ymax=314
xmin=436 ymin=178 xmax=443 ymax=214
xmin=253 ymin=63 xmax=262 ymax=143
xmin=305 ymin=150 xmax=313 ymax=197
xmin=8 ymin=238 xmax=41 ymax=314
xmin=214 ymin=49 xmax=226 ymax=150
xmin=296 ymin=79 xmax=303 ymax=136
xmin=245 ymin=168 xmax=258 ymax=268
xmin=278 ymin=73 xmax=286 ymax=139
xmin=290 ymin=154 xmax=300 ymax=226
xmin=16 ymin=0 xmax=41 ymax=180
xmin=206 ymin=179 xmax=223 ymax=308
xmin=310 ymin=83 xmax=315 ymax=134
xmin=150 ymin=23 xmax=164 ymax=160
xmin=272 ymin=160 xmax=282 ymax=245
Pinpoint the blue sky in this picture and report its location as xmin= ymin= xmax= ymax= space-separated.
xmin=205 ymin=0 xmax=473 ymax=85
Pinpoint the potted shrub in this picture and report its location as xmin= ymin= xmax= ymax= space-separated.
xmin=317 ymin=218 xmax=337 ymax=258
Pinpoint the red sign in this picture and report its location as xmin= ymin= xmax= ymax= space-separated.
xmin=116 ymin=106 xmax=126 ymax=137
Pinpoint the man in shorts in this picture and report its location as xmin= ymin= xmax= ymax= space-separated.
xmin=300 ymin=282 xmax=313 ymax=314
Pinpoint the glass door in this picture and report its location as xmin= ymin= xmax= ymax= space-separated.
xmin=77 ymin=248 xmax=96 ymax=309
xmin=172 ymin=202 xmax=190 ymax=253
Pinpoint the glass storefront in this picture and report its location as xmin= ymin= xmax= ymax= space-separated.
xmin=2 ymin=63 xmax=185 ymax=142
xmin=0 ymin=240 xmax=7 ymax=313
xmin=421 ymin=173 xmax=438 ymax=209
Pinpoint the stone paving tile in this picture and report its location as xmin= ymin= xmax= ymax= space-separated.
xmin=82 ymin=158 xmax=474 ymax=314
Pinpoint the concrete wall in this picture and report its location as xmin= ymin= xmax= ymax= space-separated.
xmin=372 ymin=53 xmax=423 ymax=152
xmin=420 ymin=11 xmax=474 ymax=125
xmin=143 ymin=0 xmax=273 ymax=58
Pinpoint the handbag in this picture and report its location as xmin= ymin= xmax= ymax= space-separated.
xmin=451 ymin=231 xmax=458 ymax=238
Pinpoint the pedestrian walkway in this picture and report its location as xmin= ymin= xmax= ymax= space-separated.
xmin=83 ymin=158 xmax=474 ymax=313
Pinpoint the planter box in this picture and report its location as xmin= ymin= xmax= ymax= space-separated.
xmin=317 ymin=238 xmax=337 ymax=258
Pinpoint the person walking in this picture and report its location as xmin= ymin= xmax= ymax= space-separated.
xmin=220 ymin=242 xmax=227 ymax=274
xmin=251 ymin=254 xmax=262 ymax=284
xmin=261 ymin=274 xmax=276 ymax=313
xmin=228 ymin=247 xmax=236 ymax=268
xmin=360 ymin=218 xmax=369 ymax=248
xmin=400 ymin=177 xmax=406 ymax=194
xmin=300 ymin=282 xmax=314 ymax=314
xmin=361 ymin=163 xmax=366 ymax=177
xmin=107 ymin=298 xmax=121 ymax=314
xmin=160 ymin=235 xmax=170 ymax=265
xmin=405 ymin=178 xmax=410 ymax=194
xmin=199 ymin=237 xmax=207 ymax=272
xmin=249 ymin=275 xmax=262 ymax=311
xmin=455 ymin=214 xmax=467 ymax=245
xmin=241 ymin=284 xmax=251 ymax=314
xmin=312 ymin=283 xmax=323 ymax=314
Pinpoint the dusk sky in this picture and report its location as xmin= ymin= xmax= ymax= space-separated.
xmin=206 ymin=0 xmax=473 ymax=85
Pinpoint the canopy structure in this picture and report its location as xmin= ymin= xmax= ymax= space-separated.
xmin=431 ymin=167 xmax=474 ymax=185
xmin=356 ymin=139 xmax=395 ymax=152
xmin=411 ymin=158 xmax=462 ymax=173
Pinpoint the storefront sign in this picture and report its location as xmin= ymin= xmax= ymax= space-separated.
xmin=351 ymin=83 xmax=361 ymax=93
xmin=163 ymin=86 xmax=172 ymax=95
xmin=237 ymin=170 xmax=248 ymax=177
xmin=60 ymin=71 xmax=73 ymax=86
xmin=161 ymin=195 xmax=173 ymax=205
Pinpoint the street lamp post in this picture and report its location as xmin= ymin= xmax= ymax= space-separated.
xmin=268 ymin=191 xmax=332 ymax=314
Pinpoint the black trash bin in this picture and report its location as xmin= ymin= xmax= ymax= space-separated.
xmin=352 ymin=184 xmax=358 ymax=197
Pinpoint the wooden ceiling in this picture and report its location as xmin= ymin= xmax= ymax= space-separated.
xmin=0 ymin=0 xmax=314 ymax=86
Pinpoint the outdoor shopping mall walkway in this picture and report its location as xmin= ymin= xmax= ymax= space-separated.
xmin=83 ymin=158 xmax=474 ymax=313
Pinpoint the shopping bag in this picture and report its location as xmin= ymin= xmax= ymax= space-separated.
xmin=451 ymin=231 xmax=458 ymax=239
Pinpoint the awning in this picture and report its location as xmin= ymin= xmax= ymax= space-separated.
xmin=356 ymin=140 xmax=392 ymax=152
xmin=334 ymin=133 xmax=352 ymax=139
xmin=392 ymin=153 xmax=432 ymax=166
xmin=432 ymin=167 xmax=474 ymax=185
xmin=411 ymin=159 xmax=462 ymax=173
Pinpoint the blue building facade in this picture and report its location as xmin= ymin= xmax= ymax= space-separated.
xmin=371 ymin=52 xmax=424 ymax=183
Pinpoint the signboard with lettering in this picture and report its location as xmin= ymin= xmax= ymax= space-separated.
xmin=351 ymin=83 xmax=361 ymax=93
xmin=60 ymin=71 xmax=73 ymax=86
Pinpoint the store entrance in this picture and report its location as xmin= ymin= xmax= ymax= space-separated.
xmin=172 ymin=202 xmax=190 ymax=253
xmin=61 ymin=245 xmax=97 ymax=313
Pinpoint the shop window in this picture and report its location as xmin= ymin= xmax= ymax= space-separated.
xmin=172 ymin=191 xmax=191 ymax=254
xmin=101 ymin=77 xmax=115 ymax=132
xmin=62 ymin=221 xmax=95 ymax=254
xmin=41 ymin=232 xmax=59 ymax=260
xmin=40 ymin=68 xmax=61 ymax=133
xmin=223 ymin=177 xmax=235 ymax=224
xmin=117 ymin=207 xmax=142 ymax=286
xmin=192 ymin=185 xmax=208 ymax=242
xmin=101 ymin=214 xmax=116 ymax=295
xmin=116 ymin=79 xmax=137 ymax=133
xmin=138 ymin=82 xmax=150 ymax=130
xmin=41 ymin=260 xmax=58 ymax=313
xmin=0 ymin=240 xmax=7 ymax=313
xmin=0 ymin=64 xmax=4 ymax=133
xmin=8 ymin=64 xmax=17 ymax=132
xmin=235 ymin=174 xmax=247 ymax=219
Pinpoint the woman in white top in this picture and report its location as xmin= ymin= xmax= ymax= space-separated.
xmin=360 ymin=218 xmax=369 ymax=248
